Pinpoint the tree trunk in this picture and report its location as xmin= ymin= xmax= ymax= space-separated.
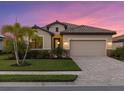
xmin=22 ymin=41 xmax=29 ymax=64
xmin=13 ymin=41 xmax=20 ymax=65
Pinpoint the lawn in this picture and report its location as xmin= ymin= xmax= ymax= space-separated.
xmin=0 ymin=74 xmax=77 ymax=82
xmin=0 ymin=55 xmax=81 ymax=71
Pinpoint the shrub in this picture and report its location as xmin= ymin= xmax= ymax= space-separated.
xmin=111 ymin=47 xmax=124 ymax=60
xmin=4 ymin=40 xmax=27 ymax=60
xmin=0 ymin=50 xmax=8 ymax=55
xmin=9 ymin=48 xmax=69 ymax=59
xmin=27 ymin=50 xmax=50 ymax=59
xmin=9 ymin=50 xmax=50 ymax=59
xmin=51 ymin=47 xmax=68 ymax=58
xmin=18 ymin=41 xmax=26 ymax=59
xmin=3 ymin=39 xmax=14 ymax=54
xmin=9 ymin=41 xmax=26 ymax=59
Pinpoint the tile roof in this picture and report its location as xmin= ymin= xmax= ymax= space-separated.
xmin=42 ymin=20 xmax=79 ymax=31
xmin=60 ymin=25 xmax=116 ymax=35
xmin=0 ymin=35 xmax=4 ymax=38
xmin=33 ymin=20 xmax=116 ymax=35
xmin=113 ymin=39 xmax=124 ymax=43
xmin=32 ymin=25 xmax=54 ymax=35
xmin=113 ymin=34 xmax=124 ymax=42
xmin=62 ymin=22 xmax=79 ymax=30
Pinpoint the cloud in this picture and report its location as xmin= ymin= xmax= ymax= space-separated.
xmin=0 ymin=1 xmax=124 ymax=35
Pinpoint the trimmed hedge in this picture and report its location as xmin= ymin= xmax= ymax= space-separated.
xmin=9 ymin=49 xmax=69 ymax=59
xmin=111 ymin=47 xmax=124 ymax=60
xmin=27 ymin=50 xmax=51 ymax=59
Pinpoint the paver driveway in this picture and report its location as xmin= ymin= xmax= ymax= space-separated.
xmin=72 ymin=56 xmax=124 ymax=86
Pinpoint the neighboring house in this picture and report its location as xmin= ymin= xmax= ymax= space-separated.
xmin=31 ymin=20 xmax=116 ymax=57
xmin=0 ymin=35 xmax=4 ymax=50
xmin=112 ymin=35 xmax=124 ymax=49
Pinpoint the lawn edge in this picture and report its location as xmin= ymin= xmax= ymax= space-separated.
xmin=0 ymin=74 xmax=78 ymax=82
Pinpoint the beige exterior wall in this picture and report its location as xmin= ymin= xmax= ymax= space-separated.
xmin=49 ymin=24 xmax=65 ymax=34
xmin=36 ymin=29 xmax=51 ymax=49
xmin=0 ymin=41 xmax=3 ymax=50
xmin=112 ymin=42 xmax=124 ymax=50
xmin=63 ymin=35 xmax=112 ymax=49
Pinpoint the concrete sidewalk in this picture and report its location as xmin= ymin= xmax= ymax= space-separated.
xmin=0 ymin=71 xmax=81 ymax=75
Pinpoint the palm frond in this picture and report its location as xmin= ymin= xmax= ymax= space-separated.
xmin=14 ymin=22 xmax=21 ymax=30
xmin=1 ymin=25 xmax=14 ymax=34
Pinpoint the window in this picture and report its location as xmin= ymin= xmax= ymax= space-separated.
xmin=47 ymin=27 xmax=49 ymax=30
xmin=56 ymin=27 xmax=59 ymax=32
xmin=30 ymin=37 xmax=43 ymax=48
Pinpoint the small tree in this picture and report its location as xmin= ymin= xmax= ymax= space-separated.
xmin=2 ymin=22 xmax=37 ymax=65
xmin=2 ymin=23 xmax=21 ymax=65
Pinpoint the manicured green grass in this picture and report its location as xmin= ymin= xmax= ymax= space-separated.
xmin=0 ymin=55 xmax=81 ymax=71
xmin=0 ymin=75 xmax=78 ymax=82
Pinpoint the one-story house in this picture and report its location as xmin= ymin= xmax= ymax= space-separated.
xmin=112 ymin=35 xmax=124 ymax=49
xmin=0 ymin=35 xmax=4 ymax=50
xmin=31 ymin=20 xmax=116 ymax=57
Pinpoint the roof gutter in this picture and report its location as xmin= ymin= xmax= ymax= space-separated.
xmin=60 ymin=32 xmax=116 ymax=35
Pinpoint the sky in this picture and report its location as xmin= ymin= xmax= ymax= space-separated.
xmin=0 ymin=1 xmax=124 ymax=36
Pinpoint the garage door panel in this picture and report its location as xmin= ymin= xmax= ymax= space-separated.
xmin=70 ymin=40 xmax=106 ymax=57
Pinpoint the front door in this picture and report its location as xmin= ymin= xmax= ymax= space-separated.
xmin=54 ymin=38 xmax=60 ymax=48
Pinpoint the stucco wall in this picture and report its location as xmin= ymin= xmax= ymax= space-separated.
xmin=112 ymin=42 xmax=124 ymax=50
xmin=63 ymin=35 xmax=112 ymax=49
xmin=0 ymin=41 xmax=3 ymax=50
xmin=37 ymin=29 xmax=51 ymax=49
xmin=49 ymin=24 xmax=65 ymax=34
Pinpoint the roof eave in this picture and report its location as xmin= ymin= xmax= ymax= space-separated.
xmin=46 ymin=20 xmax=67 ymax=28
xmin=32 ymin=25 xmax=54 ymax=35
xmin=60 ymin=32 xmax=116 ymax=35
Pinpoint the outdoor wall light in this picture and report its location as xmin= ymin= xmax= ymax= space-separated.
xmin=64 ymin=42 xmax=69 ymax=45
xmin=107 ymin=42 xmax=112 ymax=46
xmin=107 ymin=42 xmax=112 ymax=49
xmin=63 ymin=42 xmax=69 ymax=49
xmin=57 ymin=41 xmax=60 ymax=44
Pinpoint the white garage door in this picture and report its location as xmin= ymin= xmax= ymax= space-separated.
xmin=70 ymin=40 xmax=106 ymax=57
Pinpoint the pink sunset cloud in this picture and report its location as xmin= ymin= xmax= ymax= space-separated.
xmin=0 ymin=1 xmax=124 ymax=36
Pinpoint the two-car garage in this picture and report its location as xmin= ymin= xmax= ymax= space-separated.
xmin=61 ymin=24 xmax=116 ymax=57
xmin=70 ymin=40 xmax=106 ymax=57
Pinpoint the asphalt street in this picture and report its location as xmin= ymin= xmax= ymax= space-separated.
xmin=0 ymin=86 xmax=124 ymax=91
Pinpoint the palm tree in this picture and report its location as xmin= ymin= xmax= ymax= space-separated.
xmin=2 ymin=23 xmax=21 ymax=65
xmin=2 ymin=22 xmax=38 ymax=65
